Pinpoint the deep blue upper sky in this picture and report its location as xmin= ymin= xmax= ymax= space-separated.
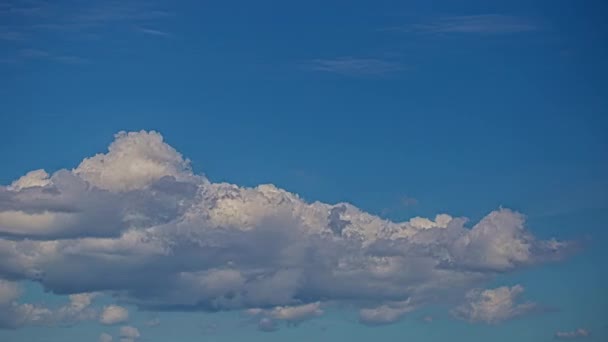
xmin=0 ymin=1 xmax=607 ymax=341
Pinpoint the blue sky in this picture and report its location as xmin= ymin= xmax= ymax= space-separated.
xmin=0 ymin=1 xmax=607 ymax=341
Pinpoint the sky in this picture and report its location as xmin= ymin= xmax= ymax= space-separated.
xmin=0 ymin=0 xmax=607 ymax=341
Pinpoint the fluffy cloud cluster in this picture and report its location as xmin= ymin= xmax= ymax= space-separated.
xmin=0 ymin=280 xmax=97 ymax=329
xmin=0 ymin=131 xmax=572 ymax=328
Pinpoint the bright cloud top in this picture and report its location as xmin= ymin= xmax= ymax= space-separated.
xmin=451 ymin=285 xmax=537 ymax=323
xmin=100 ymin=305 xmax=129 ymax=325
xmin=0 ymin=131 xmax=573 ymax=328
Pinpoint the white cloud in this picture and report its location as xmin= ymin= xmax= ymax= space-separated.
xmin=74 ymin=131 xmax=198 ymax=192
xmin=359 ymin=299 xmax=415 ymax=325
xmin=100 ymin=305 xmax=129 ymax=325
xmin=0 ymin=279 xmax=21 ymax=305
xmin=54 ymin=292 xmax=99 ymax=323
xmin=409 ymin=15 xmax=538 ymax=34
xmin=0 ymin=131 xmax=574 ymax=328
xmin=245 ymin=302 xmax=323 ymax=331
xmin=0 ymin=280 xmax=97 ymax=328
xmin=269 ymin=302 xmax=323 ymax=323
xmin=451 ymin=285 xmax=536 ymax=323
xmin=99 ymin=332 xmax=113 ymax=342
xmin=257 ymin=317 xmax=277 ymax=332
xmin=555 ymin=328 xmax=590 ymax=339
xmin=8 ymin=169 xmax=51 ymax=191
xmin=308 ymin=57 xmax=404 ymax=76
xmin=119 ymin=325 xmax=140 ymax=342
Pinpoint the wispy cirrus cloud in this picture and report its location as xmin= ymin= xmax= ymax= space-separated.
xmin=18 ymin=48 xmax=89 ymax=64
xmin=0 ymin=1 xmax=172 ymax=65
xmin=0 ymin=29 xmax=26 ymax=41
xmin=136 ymin=26 xmax=173 ymax=38
xmin=307 ymin=57 xmax=405 ymax=76
xmin=394 ymin=14 xmax=538 ymax=35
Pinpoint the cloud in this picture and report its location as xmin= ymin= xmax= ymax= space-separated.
xmin=555 ymin=328 xmax=591 ymax=339
xmin=269 ymin=302 xmax=323 ymax=323
xmin=0 ymin=131 xmax=574 ymax=328
xmin=54 ymin=293 xmax=99 ymax=323
xmin=451 ymin=285 xmax=537 ymax=323
xmin=100 ymin=305 xmax=129 ymax=325
xmin=136 ymin=26 xmax=172 ymax=38
xmin=100 ymin=332 xmax=113 ymax=342
xmin=145 ymin=317 xmax=160 ymax=327
xmin=307 ymin=57 xmax=404 ymax=76
xmin=408 ymin=15 xmax=538 ymax=35
xmin=400 ymin=195 xmax=419 ymax=207
xmin=0 ymin=30 xmax=26 ymax=41
xmin=0 ymin=279 xmax=21 ymax=304
xmin=0 ymin=280 xmax=97 ymax=329
xmin=0 ymin=279 xmax=52 ymax=329
xmin=381 ymin=195 xmax=419 ymax=216
xmin=75 ymin=131 xmax=196 ymax=192
xmin=119 ymin=325 xmax=140 ymax=342
xmin=245 ymin=302 xmax=323 ymax=331
xmin=359 ymin=299 xmax=415 ymax=326
xmin=0 ymin=2 xmax=171 ymax=64
xmin=257 ymin=317 xmax=277 ymax=332
xmin=16 ymin=49 xmax=88 ymax=65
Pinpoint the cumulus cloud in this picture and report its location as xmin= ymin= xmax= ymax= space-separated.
xmin=246 ymin=302 xmax=324 ymax=331
xmin=100 ymin=305 xmax=129 ymax=325
xmin=8 ymin=170 xmax=51 ymax=191
xmin=74 ymin=131 xmax=196 ymax=192
xmin=0 ymin=280 xmax=97 ymax=329
xmin=0 ymin=131 xmax=574 ymax=328
xmin=257 ymin=317 xmax=277 ymax=332
xmin=268 ymin=302 xmax=323 ymax=323
xmin=99 ymin=332 xmax=113 ymax=342
xmin=0 ymin=279 xmax=21 ymax=304
xmin=119 ymin=325 xmax=140 ymax=342
xmin=0 ymin=280 xmax=51 ymax=329
xmin=451 ymin=285 xmax=536 ymax=323
xmin=555 ymin=328 xmax=590 ymax=339
xmin=359 ymin=299 xmax=415 ymax=326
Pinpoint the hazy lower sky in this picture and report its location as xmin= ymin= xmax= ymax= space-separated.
xmin=0 ymin=1 xmax=607 ymax=341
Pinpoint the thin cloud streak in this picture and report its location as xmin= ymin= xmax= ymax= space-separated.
xmin=0 ymin=1 xmax=171 ymax=64
xmin=18 ymin=48 xmax=89 ymax=64
xmin=391 ymin=14 xmax=538 ymax=35
xmin=307 ymin=57 xmax=405 ymax=76
xmin=136 ymin=26 xmax=173 ymax=38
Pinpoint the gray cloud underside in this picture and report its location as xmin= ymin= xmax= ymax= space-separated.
xmin=0 ymin=131 xmax=573 ymax=327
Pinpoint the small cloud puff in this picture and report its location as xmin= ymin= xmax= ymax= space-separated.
xmin=246 ymin=302 xmax=324 ymax=332
xmin=99 ymin=332 xmax=113 ymax=342
xmin=452 ymin=285 xmax=536 ymax=324
xmin=359 ymin=300 xmax=415 ymax=326
xmin=555 ymin=328 xmax=590 ymax=339
xmin=120 ymin=325 xmax=140 ymax=342
xmin=100 ymin=305 xmax=129 ymax=325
